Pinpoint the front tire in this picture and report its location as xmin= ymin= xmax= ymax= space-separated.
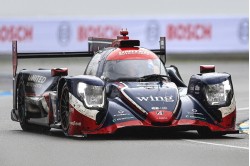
xmin=60 ymin=84 xmax=70 ymax=135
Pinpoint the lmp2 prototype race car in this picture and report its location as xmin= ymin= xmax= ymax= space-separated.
xmin=11 ymin=30 xmax=238 ymax=137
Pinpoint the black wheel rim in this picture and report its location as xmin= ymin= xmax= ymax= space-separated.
xmin=61 ymin=88 xmax=70 ymax=131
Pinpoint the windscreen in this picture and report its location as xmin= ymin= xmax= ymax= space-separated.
xmin=102 ymin=58 xmax=167 ymax=80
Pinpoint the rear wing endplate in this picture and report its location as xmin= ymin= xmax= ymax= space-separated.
xmin=151 ymin=37 xmax=166 ymax=64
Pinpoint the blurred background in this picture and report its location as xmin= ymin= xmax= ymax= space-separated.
xmin=0 ymin=0 xmax=248 ymax=17
xmin=0 ymin=0 xmax=248 ymax=56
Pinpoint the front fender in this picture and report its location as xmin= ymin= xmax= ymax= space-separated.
xmin=187 ymin=72 xmax=236 ymax=128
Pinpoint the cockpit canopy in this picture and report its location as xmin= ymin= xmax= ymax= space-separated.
xmin=102 ymin=58 xmax=167 ymax=80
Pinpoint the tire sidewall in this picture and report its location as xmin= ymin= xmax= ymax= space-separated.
xmin=60 ymin=84 xmax=70 ymax=135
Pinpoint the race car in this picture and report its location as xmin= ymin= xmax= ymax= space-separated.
xmin=11 ymin=30 xmax=238 ymax=137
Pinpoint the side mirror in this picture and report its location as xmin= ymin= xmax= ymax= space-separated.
xmin=51 ymin=68 xmax=68 ymax=77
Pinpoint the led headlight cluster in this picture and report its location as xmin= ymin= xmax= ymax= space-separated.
xmin=204 ymin=80 xmax=231 ymax=106
xmin=77 ymin=82 xmax=105 ymax=108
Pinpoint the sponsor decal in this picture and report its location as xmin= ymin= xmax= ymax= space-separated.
xmin=112 ymin=116 xmax=135 ymax=123
xmin=192 ymin=109 xmax=197 ymax=113
xmin=186 ymin=109 xmax=206 ymax=120
xmin=28 ymin=74 xmax=46 ymax=83
xmin=70 ymin=121 xmax=81 ymax=126
xmin=136 ymin=82 xmax=169 ymax=89
xmin=0 ymin=25 xmax=33 ymax=42
xmin=156 ymin=111 xmax=164 ymax=115
xmin=187 ymin=109 xmax=204 ymax=116
xmin=136 ymin=95 xmax=174 ymax=102
xmin=114 ymin=110 xmax=130 ymax=117
xmin=26 ymin=75 xmax=46 ymax=88
xmin=118 ymin=50 xmax=151 ymax=56
xmin=152 ymin=106 xmax=168 ymax=110
xmin=77 ymin=25 xmax=120 ymax=41
xmin=185 ymin=115 xmax=206 ymax=120
xmin=26 ymin=82 xmax=43 ymax=88
xmin=118 ymin=110 xmax=124 ymax=114
xmin=166 ymin=23 xmax=212 ymax=41
xmin=57 ymin=22 xmax=71 ymax=46
xmin=238 ymin=19 xmax=249 ymax=44
xmin=157 ymin=117 xmax=168 ymax=120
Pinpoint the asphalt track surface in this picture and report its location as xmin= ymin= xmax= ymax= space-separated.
xmin=0 ymin=56 xmax=249 ymax=166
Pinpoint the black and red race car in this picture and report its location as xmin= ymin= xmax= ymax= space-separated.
xmin=11 ymin=30 xmax=238 ymax=137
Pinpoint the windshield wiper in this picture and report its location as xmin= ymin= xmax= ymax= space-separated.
xmin=138 ymin=74 xmax=170 ymax=87
xmin=138 ymin=74 xmax=170 ymax=82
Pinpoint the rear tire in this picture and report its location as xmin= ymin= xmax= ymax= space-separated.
xmin=60 ymin=84 xmax=70 ymax=135
xmin=17 ymin=82 xmax=50 ymax=132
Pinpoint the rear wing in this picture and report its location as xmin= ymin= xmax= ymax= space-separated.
xmin=12 ymin=36 xmax=166 ymax=77
xmin=12 ymin=41 xmax=94 ymax=77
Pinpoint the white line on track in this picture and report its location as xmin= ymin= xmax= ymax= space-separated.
xmin=237 ymin=107 xmax=249 ymax=111
xmin=183 ymin=139 xmax=249 ymax=150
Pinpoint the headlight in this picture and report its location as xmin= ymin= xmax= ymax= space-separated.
xmin=77 ymin=82 xmax=105 ymax=108
xmin=204 ymin=80 xmax=231 ymax=106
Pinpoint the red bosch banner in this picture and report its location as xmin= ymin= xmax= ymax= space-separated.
xmin=0 ymin=17 xmax=248 ymax=53
xmin=0 ymin=25 xmax=33 ymax=42
xmin=77 ymin=25 xmax=121 ymax=41
xmin=166 ymin=24 xmax=212 ymax=41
